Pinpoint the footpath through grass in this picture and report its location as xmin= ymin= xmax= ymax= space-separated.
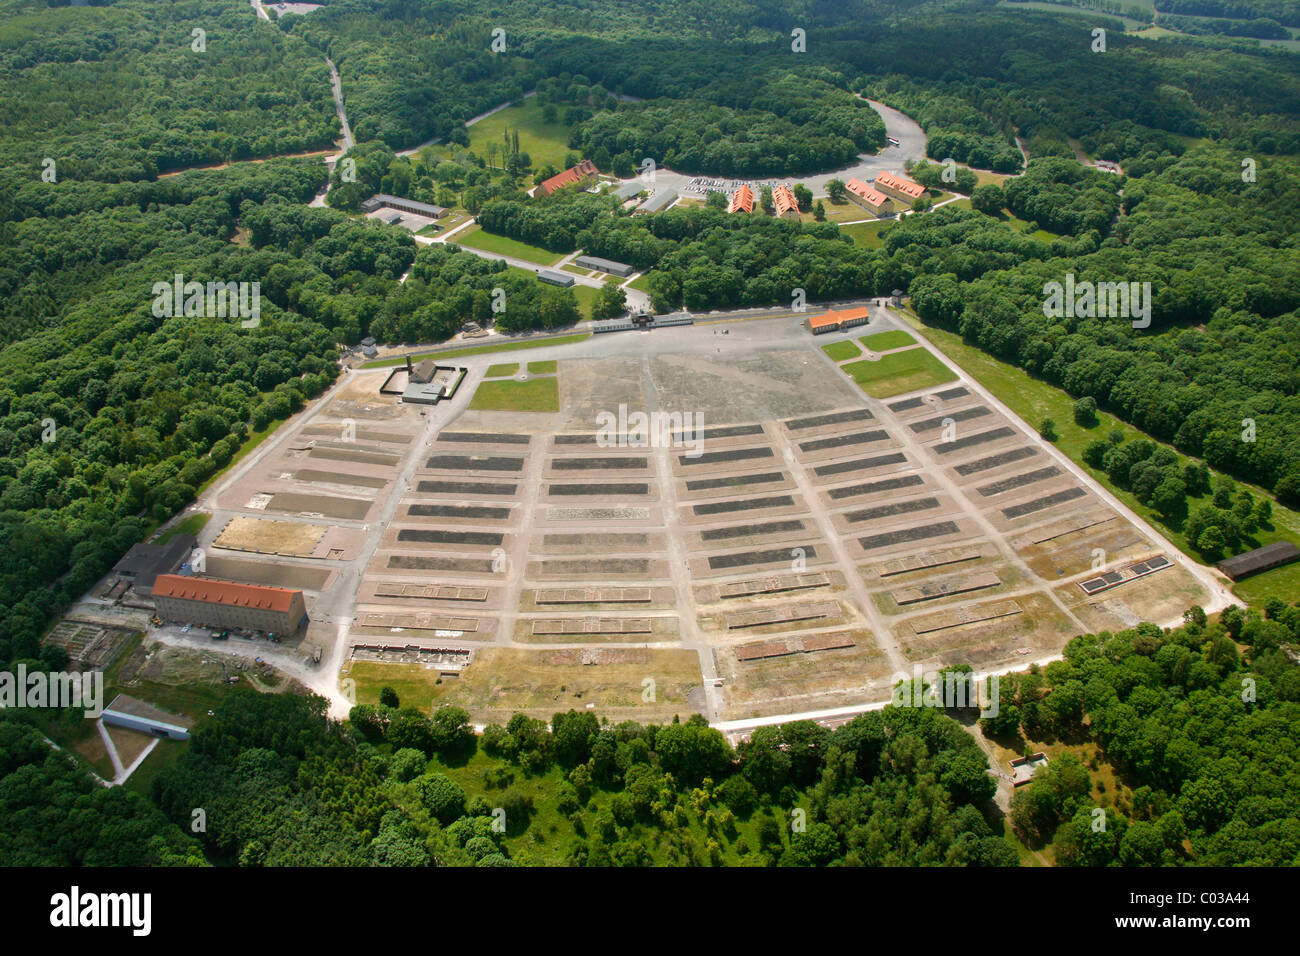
xmin=841 ymin=346 xmax=956 ymax=397
xmin=859 ymin=329 xmax=916 ymax=351
xmin=453 ymin=225 xmax=563 ymax=266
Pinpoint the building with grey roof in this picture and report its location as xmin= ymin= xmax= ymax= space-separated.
xmin=635 ymin=188 xmax=678 ymax=214
xmin=574 ymin=255 xmax=634 ymax=277
xmin=112 ymin=534 xmax=196 ymax=597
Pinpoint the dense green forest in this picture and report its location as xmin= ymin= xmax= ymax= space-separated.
xmin=98 ymin=688 xmax=1016 ymax=865
xmin=5 ymin=597 xmax=1297 ymax=865
xmin=0 ymin=0 xmax=338 ymax=180
xmin=0 ymin=719 xmax=202 ymax=865
xmin=998 ymin=601 xmax=1300 ymax=865
xmin=571 ymin=71 xmax=886 ymax=178
xmin=1155 ymin=0 xmax=1300 ymax=28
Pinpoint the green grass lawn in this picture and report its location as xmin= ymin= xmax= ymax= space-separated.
xmin=572 ymin=283 xmax=600 ymax=320
xmin=453 ymin=225 xmax=564 ymax=266
xmin=484 ymin=362 xmax=519 ymax=377
xmin=527 ymin=360 xmax=557 ymax=374
xmin=466 ymin=99 xmax=575 ymax=173
xmin=821 ymin=340 xmax=862 ymax=361
xmin=627 ymin=272 xmax=654 ymax=294
xmin=363 ymin=333 xmax=590 ymax=367
xmin=906 ymin=315 xmax=1300 ymax=603
xmin=159 ymin=512 xmax=210 ymax=543
xmin=859 ymin=329 xmax=916 ymax=351
xmin=468 ymin=376 xmax=560 ymax=412
xmin=838 ymin=219 xmax=894 ymax=249
xmin=840 ymin=347 xmax=957 ymax=397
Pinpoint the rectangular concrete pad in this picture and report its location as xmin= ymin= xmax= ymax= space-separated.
xmin=908 ymin=406 xmax=991 ymax=432
xmin=426 ymin=455 xmax=524 ymax=472
xmin=799 ymin=430 xmax=889 ymax=452
xmin=549 ymin=483 xmax=650 ymax=495
xmin=269 ymin=492 xmax=371 ymax=520
xmin=785 ymin=409 xmax=873 ymax=430
xmin=294 ymin=470 xmax=388 ymax=488
xmin=551 ymin=457 xmax=649 ymax=470
xmin=408 ymin=504 xmax=511 ymax=520
xmin=539 ymin=558 xmax=652 ymax=575
xmin=859 ymin=521 xmax=961 ymax=551
xmin=416 ymin=480 xmax=517 ymax=495
xmin=694 ymin=495 xmax=794 ymax=516
xmin=308 ymin=446 xmax=400 ymax=467
xmin=678 ymin=447 xmax=774 ymax=466
xmin=828 ymin=474 xmax=924 ymax=500
xmin=932 ymin=427 xmax=1016 ymax=454
xmin=954 ymin=447 xmax=1038 ymax=476
xmin=977 ymin=466 xmax=1062 ymax=497
xmin=701 ymin=519 xmax=804 ymax=541
xmin=673 ymin=424 xmax=765 ymax=441
xmin=1002 ymin=486 xmax=1087 ymax=519
xmin=686 ymin=471 xmax=784 ymax=491
xmin=814 ymin=452 xmax=906 ymax=477
xmin=709 ymin=545 xmax=818 ymax=570
xmin=397 ymin=528 xmax=504 ymax=547
xmin=388 ymin=555 xmax=496 ymax=573
xmin=547 ymin=507 xmax=651 ymax=521
xmin=541 ymin=533 xmax=650 ymax=548
xmin=439 ymin=432 xmax=531 ymax=444
xmin=844 ymin=497 xmax=940 ymax=523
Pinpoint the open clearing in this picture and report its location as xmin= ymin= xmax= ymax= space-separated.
xmin=300 ymin=309 xmax=1211 ymax=729
xmin=821 ymin=340 xmax=862 ymax=361
xmin=860 ymin=329 xmax=916 ymax=351
xmin=213 ymin=516 xmax=327 ymax=555
xmin=840 ymin=347 xmax=957 ymax=397
xmin=453 ymin=225 xmax=563 ymax=266
xmin=468 ymin=376 xmax=560 ymax=412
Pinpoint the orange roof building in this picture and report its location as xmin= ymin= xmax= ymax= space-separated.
xmin=773 ymin=183 xmax=800 ymax=219
xmin=805 ymin=305 xmax=870 ymax=335
xmin=153 ymin=574 xmax=308 ymax=635
xmin=729 ymin=184 xmax=754 ymax=214
xmin=537 ymin=159 xmax=599 ymax=197
xmin=845 ymin=178 xmax=890 ymax=214
xmin=874 ymin=171 xmax=926 ymax=205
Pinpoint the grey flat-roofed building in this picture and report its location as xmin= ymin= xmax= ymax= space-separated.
xmin=1217 ymin=541 xmax=1300 ymax=581
xmin=636 ymin=188 xmax=678 ymax=214
xmin=537 ymin=270 xmax=575 ymax=287
xmin=113 ymin=534 xmax=196 ymax=597
xmin=360 ymin=194 xmax=447 ymax=218
xmin=592 ymin=318 xmax=635 ymax=333
xmin=574 ymin=255 xmax=634 ymax=277
xmin=612 ymin=181 xmax=645 ymax=200
xmin=102 ymin=694 xmax=193 ymax=741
